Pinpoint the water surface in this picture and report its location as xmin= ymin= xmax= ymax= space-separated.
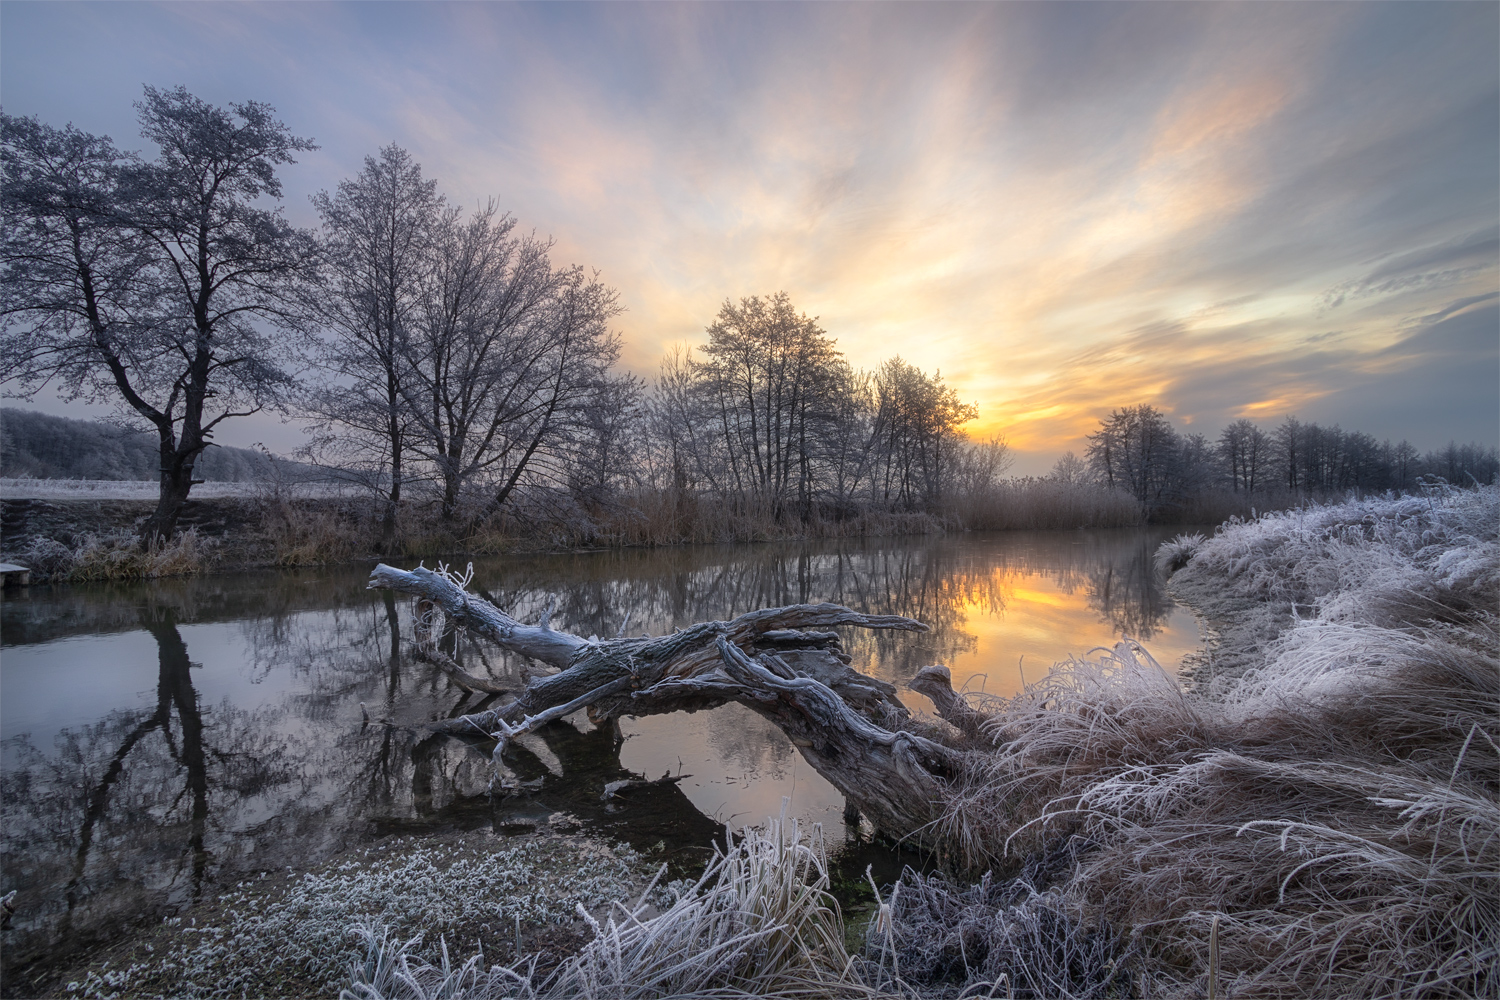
xmin=0 ymin=528 xmax=1200 ymax=965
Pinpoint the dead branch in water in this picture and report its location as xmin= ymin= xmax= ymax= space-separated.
xmin=366 ymin=561 xmax=976 ymax=842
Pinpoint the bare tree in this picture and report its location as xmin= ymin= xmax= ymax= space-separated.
xmin=1217 ymin=418 xmax=1270 ymax=494
xmin=642 ymin=345 xmax=712 ymax=493
xmin=871 ymin=357 xmax=977 ymax=510
xmin=1275 ymin=416 xmax=1303 ymax=491
xmin=952 ymin=434 xmax=1014 ymax=497
xmin=1086 ymin=404 xmax=1180 ymax=509
xmin=563 ymin=371 xmax=644 ymax=511
xmin=306 ymin=145 xmax=441 ymax=547
xmin=1051 ymin=451 xmax=1090 ymax=485
xmin=1389 ymin=439 xmax=1419 ymax=490
xmin=813 ymin=362 xmax=880 ymax=513
xmin=695 ymin=293 xmax=843 ymax=518
xmin=1 ymin=88 xmax=316 ymax=541
xmin=401 ymin=203 xmax=623 ymax=523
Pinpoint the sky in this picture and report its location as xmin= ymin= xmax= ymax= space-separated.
xmin=2 ymin=2 xmax=1496 ymax=473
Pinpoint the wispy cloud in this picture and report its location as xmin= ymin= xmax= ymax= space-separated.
xmin=2 ymin=2 xmax=1494 ymax=465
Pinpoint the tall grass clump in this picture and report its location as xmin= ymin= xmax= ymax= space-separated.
xmin=923 ymin=485 xmax=1498 ymax=998
xmin=256 ymin=494 xmax=369 ymax=565
xmin=19 ymin=529 xmax=209 ymax=582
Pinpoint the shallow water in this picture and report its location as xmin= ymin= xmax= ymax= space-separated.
xmin=0 ymin=528 xmax=1201 ymax=966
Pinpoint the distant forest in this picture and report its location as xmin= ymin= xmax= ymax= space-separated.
xmin=0 ymin=409 xmax=301 ymax=482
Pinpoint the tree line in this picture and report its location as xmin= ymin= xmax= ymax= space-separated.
xmin=3 ymin=88 xmax=1493 ymax=547
xmin=1071 ymin=403 xmax=1497 ymax=517
xmin=0 ymin=91 xmax=989 ymax=544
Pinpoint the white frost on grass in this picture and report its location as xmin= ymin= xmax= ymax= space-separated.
xmin=1171 ymin=486 xmax=1497 ymax=626
xmin=343 ymin=815 xmax=870 ymax=1000
xmin=1164 ymin=485 xmax=1499 ymax=681
xmin=63 ymin=835 xmax=649 ymax=1000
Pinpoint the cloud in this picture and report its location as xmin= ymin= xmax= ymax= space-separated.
xmin=1 ymin=2 xmax=1494 ymax=461
xmin=1323 ymin=229 xmax=1500 ymax=307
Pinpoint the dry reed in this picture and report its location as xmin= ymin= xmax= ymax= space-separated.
xmin=20 ymin=529 xmax=210 ymax=582
xmin=948 ymin=478 xmax=1145 ymax=531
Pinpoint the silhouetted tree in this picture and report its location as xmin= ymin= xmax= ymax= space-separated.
xmin=1 ymin=88 xmax=316 ymax=541
xmin=694 ymin=293 xmax=843 ymax=516
xmin=400 ymin=203 xmax=622 ymax=522
xmin=1085 ymin=404 xmax=1180 ymax=508
xmin=1218 ymin=418 xmax=1270 ymax=494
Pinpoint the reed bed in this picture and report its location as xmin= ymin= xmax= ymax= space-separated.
xmin=947 ymin=477 xmax=1146 ymax=531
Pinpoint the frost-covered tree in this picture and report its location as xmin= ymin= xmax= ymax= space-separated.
xmin=1 ymin=89 xmax=316 ymax=541
xmin=564 ymin=372 xmax=644 ymax=510
xmin=870 ymin=357 xmax=977 ymax=511
xmin=1050 ymin=450 xmax=1090 ymax=485
xmin=694 ymin=293 xmax=844 ymax=516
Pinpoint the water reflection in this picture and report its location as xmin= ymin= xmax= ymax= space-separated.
xmin=0 ymin=528 xmax=1199 ymax=971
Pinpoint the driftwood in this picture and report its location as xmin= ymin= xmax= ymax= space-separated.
xmin=602 ymin=771 xmax=691 ymax=800
xmin=367 ymin=563 xmax=981 ymax=842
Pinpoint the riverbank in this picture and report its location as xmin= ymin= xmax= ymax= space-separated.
xmin=3 ymin=491 xmax=1491 ymax=997
xmin=349 ymin=486 xmax=1497 ymax=998
xmin=0 ymin=475 xmax=1275 ymax=583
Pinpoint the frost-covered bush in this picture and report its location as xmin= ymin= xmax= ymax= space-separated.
xmin=20 ymin=535 xmax=75 ymax=581
xmin=869 ymin=870 xmax=1134 ymax=999
xmin=13 ymin=530 xmax=210 ymax=583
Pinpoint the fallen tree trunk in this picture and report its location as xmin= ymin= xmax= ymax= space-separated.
xmin=367 ymin=562 xmax=980 ymax=842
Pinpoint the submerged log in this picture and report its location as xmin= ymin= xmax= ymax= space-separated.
xmin=367 ymin=562 xmax=981 ymax=843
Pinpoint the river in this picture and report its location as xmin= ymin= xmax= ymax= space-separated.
xmin=0 ymin=527 xmax=1202 ymax=971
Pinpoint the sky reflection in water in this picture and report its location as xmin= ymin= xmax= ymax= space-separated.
xmin=0 ymin=528 xmax=1200 ymax=962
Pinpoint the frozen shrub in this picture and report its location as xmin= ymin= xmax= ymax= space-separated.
xmin=869 ymin=869 xmax=1134 ymax=999
xmin=20 ymin=536 xmax=74 ymax=581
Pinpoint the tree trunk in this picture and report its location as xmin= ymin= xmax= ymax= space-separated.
xmin=139 ymin=428 xmax=201 ymax=545
xmin=367 ymin=564 xmax=981 ymax=843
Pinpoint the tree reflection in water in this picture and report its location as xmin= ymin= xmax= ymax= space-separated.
xmin=0 ymin=527 xmax=1197 ymax=972
xmin=2 ymin=606 xmax=305 ymax=970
